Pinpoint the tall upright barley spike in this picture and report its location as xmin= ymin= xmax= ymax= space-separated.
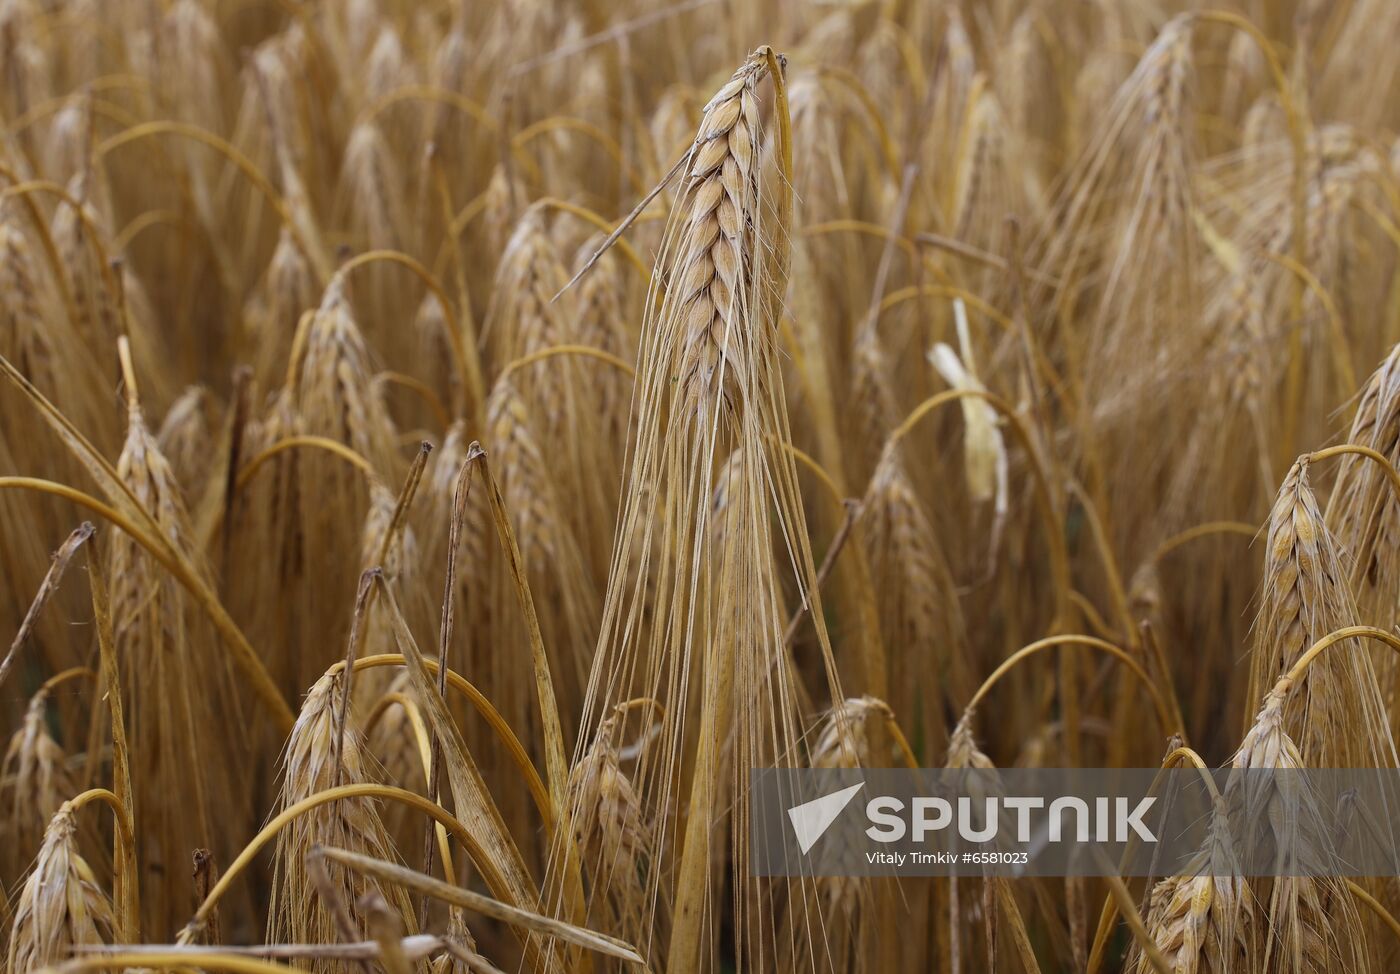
xmin=564 ymin=49 xmax=845 ymax=974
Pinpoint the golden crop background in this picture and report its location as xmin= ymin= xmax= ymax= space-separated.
xmin=2 ymin=0 xmax=1400 ymax=971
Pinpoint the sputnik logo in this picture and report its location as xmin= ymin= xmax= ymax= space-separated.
xmin=787 ymin=782 xmax=864 ymax=854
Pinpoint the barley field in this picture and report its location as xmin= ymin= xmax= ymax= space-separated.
xmin=2 ymin=0 xmax=1400 ymax=971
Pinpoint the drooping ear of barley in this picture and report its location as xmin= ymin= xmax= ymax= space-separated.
xmin=411 ymin=291 xmax=460 ymax=416
xmin=0 ymin=689 xmax=84 ymax=883
xmin=948 ymin=86 xmax=1030 ymax=267
xmin=229 ymin=278 xmax=401 ymax=694
xmin=848 ymin=324 xmax=903 ymax=484
xmin=480 ymin=165 xmax=526 ymax=258
xmin=1298 ymin=129 xmax=1383 ymax=312
xmin=999 ymin=10 xmax=1062 ymax=177
xmin=1327 ymin=344 xmax=1400 ymax=735
xmin=774 ymin=697 xmax=900 ymax=972
xmin=567 ymin=704 xmax=662 ymax=952
xmin=268 ymin=667 xmax=417 ymax=972
xmin=243 ymin=226 xmax=319 ymax=391
xmin=0 ymin=4 xmax=52 ymax=127
xmin=863 ymin=444 xmax=972 ymax=759
xmin=161 ymin=0 xmax=230 ymax=135
xmin=1328 ymin=343 xmax=1400 ymax=619
xmin=1163 ymin=261 xmax=1277 ymax=521
xmin=484 ymin=378 xmax=596 ymax=746
xmin=485 ymin=206 xmax=615 ymax=578
xmin=1033 ymin=15 xmax=1202 ymax=560
xmin=1129 ymin=799 xmax=1254 ymax=973
xmin=360 ymin=675 xmax=431 ymax=856
xmin=484 ymin=207 xmax=577 ymax=384
xmin=570 ymin=234 xmax=632 ymax=535
xmin=364 ymin=24 xmax=415 ymax=104
xmin=1247 ymin=457 xmax=1396 ymax=767
xmin=943 ymin=719 xmax=1042 ymax=973
xmin=5 ymin=801 xmax=116 ymax=972
xmin=1229 ymin=688 xmax=1372 ymax=974
xmin=156 ymin=384 xmax=219 ymax=502
xmin=341 ymin=121 xmax=408 ymax=258
xmin=50 ymin=164 xmax=118 ymax=357
xmin=110 ymin=343 xmax=250 ymax=937
xmin=297 ymin=279 xmax=402 ymax=474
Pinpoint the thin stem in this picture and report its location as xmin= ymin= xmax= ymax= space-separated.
xmin=316 ymin=847 xmax=645 ymax=965
xmin=235 ymin=436 xmax=376 ymax=491
xmin=96 ymin=120 xmax=327 ymax=281
xmin=1161 ymin=746 xmax=1220 ymax=799
xmin=1349 ymin=879 xmax=1400 ymax=941
xmin=1092 ymin=848 xmax=1171 ymax=974
xmin=87 ymin=538 xmax=138 ymax=940
xmin=333 ymin=251 xmax=479 ymax=420
xmin=376 ymin=372 xmax=452 ymax=431
xmin=496 ymin=344 xmax=636 ymax=385
xmin=1308 ymin=444 xmax=1400 ymax=505
xmin=959 ymin=634 xmax=1177 ymax=740
xmin=75 ymin=939 xmax=448 ymax=961
xmin=1264 ymin=252 xmax=1356 ymax=398
xmin=915 ymin=231 xmax=1061 ymax=286
xmin=772 ymin=438 xmax=846 ymax=511
xmin=1086 ymin=744 xmax=1220 ymax=974
xmin=885 ymin=717 xmax=920 ymax=769
xmin=43 ymin=956 xmax=299 ymax=974
xmin=357 ymin=85 xmax=499 ymax=134
xmin=1153 ymin=519 xmax=1259 ymax=562
xmin=9 ymin=94 xmax=146 ymax=135
xmin=1278 ymin=625 xmax=1400 ymax=691
xmin=1067 ymin=480 xmax=1135 ymax=647
xmin=513 ymin=117 xmax=645 ymax=193
xmin=68 ymin=788 xmax=138 ymax=941
xmin=783 ymin=499 xmax=859 ymax=646
xmin=888 ymin=387 xmax=1070 ymax=627
xmin=341 ymin=654 xmax=551 ymax=827
xmin=812 ymin=65 xmax=900 ymax=178
xmin=182 ymin=784 xmax=478 ymax=941
xmin=802 ymin=220 xmax=920 ymax=266
xmin=1069 ymin=591 xmax=1118 ymax=642
xmin=533 ymin=197 xmax=651 ymax=281
xmin=114 ymin=208 xmax=189 ymax=252
xmin=38 ymin=665 xmax=95 ymax=694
